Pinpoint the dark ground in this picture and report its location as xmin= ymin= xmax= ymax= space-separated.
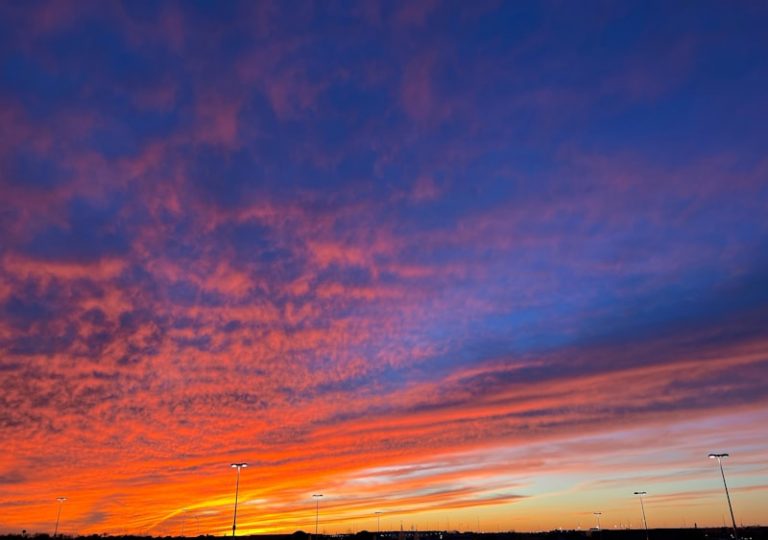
xmin=2 ymin=528 xmax=767 ymax=540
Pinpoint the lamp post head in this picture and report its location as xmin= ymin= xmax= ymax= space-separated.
xmin=709 ymin=453 xmax=729 ymax=459
xmin=231 ymin=463 xmax=248 ymax=469
xmin=633 ymin=491 xmax=647 ymax=496
xmin=56 ymin=497 xmax=67 ymax=503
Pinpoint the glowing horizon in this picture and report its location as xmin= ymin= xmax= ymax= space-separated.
xmin=1 ymin=1 xmax=767 ymax=535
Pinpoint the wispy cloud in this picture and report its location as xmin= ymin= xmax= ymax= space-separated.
xmin=1 ymin=0 xmax=767 ymax=534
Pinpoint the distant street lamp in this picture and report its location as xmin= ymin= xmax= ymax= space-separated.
xmin=54 ymin=497 xmax=67 ymax=537
xmin=313 ymin=494 xmax=324 ymax=539
xmin=231 ymin=463 xmax=248 ymax=537
xmin=375 ymin=512 xmax=383 ymax=540
xmin=709 ymin=453 xmax=738 ymax=539
xmin=593 ymin=512 xmax=602 ymax=531
xmin=633 ymin=492 xmax=649 ymax=540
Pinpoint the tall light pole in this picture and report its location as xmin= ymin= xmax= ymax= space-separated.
xmin=593 ymin=512 xmax=602 ymax=531
xmin=633 ymin=492 xmax=649 ymax=540
xmin=231 ymin=463 xmax=248 ymax=537
xmin=709 ymin=453 xmax=738 ymax=539
xmin=54 ymin=497 xmax=67 ymax=536
xmin=375 ymin=512 xmax=383 ymax=540
xmin=313 ymin=494 xmax=323 ymax=539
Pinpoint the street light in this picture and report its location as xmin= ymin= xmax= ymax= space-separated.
xmin=375 ymin=512 xmax=383 ymax=540
xmin=593 ymin=512 xmax=602 ymax=531
xmin=709 ymin=453 xmax=738 ymax=539
xmin=633 ymin=492 xmax=649 ymax=540
xmin=230 ymin=463 xmax=248 ymax=537
xmin=54 ymin=497 xmax=67 ymax=537
xmin=313 ymin=494 xmax=323 ymax=539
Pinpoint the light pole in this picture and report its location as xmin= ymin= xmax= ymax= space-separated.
xmin=231 ymin=463 xmax=248 ymax=537
xmin=54 ymin=497 xmax=67 ymax=536
xmin=633 ymin=492 xmax=649 ymax=540
xmin=375 ymin=512 xmax=383 ymax=540
xmin=709 ymin=453 xmax=738 ymax=539
xmin=313 ymin=494 xmax=323 ymax=539
xmin=593 ymin=512 xmax=602 ymax=531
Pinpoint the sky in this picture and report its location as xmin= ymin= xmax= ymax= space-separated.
xmin=1 ymin=0 xmax=768 ymax=535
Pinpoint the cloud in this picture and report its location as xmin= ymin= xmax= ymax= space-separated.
xmin=1 ymin=0 xmax=768 ymax=535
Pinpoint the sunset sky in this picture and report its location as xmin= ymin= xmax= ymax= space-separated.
xmin=1 ymin=0 xmax=768 ymax=536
